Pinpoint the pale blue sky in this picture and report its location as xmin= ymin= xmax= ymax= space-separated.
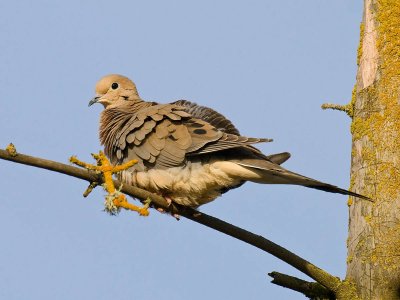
xmin=0 ymin=1 xmax=362 ymax=299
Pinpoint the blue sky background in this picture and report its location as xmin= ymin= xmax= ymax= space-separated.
xmin=0 ymin=1 xmax=363 ymax=299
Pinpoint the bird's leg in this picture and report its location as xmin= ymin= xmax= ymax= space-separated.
xmin=70 ymin=151 xmax=150 ymax=216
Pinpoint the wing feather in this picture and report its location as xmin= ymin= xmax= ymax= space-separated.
xmin=111 ymin=102 xmax=272 ymax=171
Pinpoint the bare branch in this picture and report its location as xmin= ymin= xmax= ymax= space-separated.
xmin=0 ymin=147 xmax=342 ymax=294
xmin=269 ymin=271 xmax=335 ymax=299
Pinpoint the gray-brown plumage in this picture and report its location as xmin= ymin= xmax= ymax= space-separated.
xmin=89 ymin=74 xmax=369 ymax=207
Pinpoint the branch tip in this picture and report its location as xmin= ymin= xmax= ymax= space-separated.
xmin=83 ymin=181 xmax=99 ymax=197
xmin=321 ymin=103 xmax=353 ymax=117
xmin=268 ymin=271 xmax=335 ymax=299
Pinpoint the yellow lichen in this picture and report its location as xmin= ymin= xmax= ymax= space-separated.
xmin=347 ymin=255 xmax=354 ymax=264
xmin=348 ymin=85 xmax=357 ymax=118
xmin=321 ymin=103 xmax=353 ymax=117
xmin=371 ymin=254 xmax=378 ymax=264
xmin=347 ymin=0 xmax=400 ymax=295
xmin=347 ymin=197 xmax=353 ymax=207
xmin=70 ymin=151 xmax=150 ymax=216
xmin=356 ymin=23 xmax=365 ymax=66
xmin=364 ymin=215 xmax=372 ymax=224
xmin=6 ymin=143 xmax=17 ymax=157
xmin=336 ymin=279 xmax=362 ymax=300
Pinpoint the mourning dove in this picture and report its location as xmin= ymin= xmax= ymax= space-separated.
xmin=89 ymin=74 xmax=368 ymax=207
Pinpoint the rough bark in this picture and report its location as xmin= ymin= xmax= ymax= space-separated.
xmin=346 ymin=0 xmax=400 ymax=299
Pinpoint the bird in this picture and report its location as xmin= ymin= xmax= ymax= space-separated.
xmin=89 ymin=74 xmax=369 ymax=208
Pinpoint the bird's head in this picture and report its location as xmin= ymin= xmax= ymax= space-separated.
xmin=89 ymin=74 xmax=142 ymax=108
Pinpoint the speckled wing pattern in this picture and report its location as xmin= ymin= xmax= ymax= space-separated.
xmin=173 ymin=100 xmax=291 ymax=164
xmin=113 ymin=102 xmax=272 ymax=171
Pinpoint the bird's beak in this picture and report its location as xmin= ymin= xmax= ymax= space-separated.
xmin=88 ymin=96 xmax=100 ymax=107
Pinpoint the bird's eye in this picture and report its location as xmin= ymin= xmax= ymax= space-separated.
xmin=111 ymin=83 xmax=119 ymax=90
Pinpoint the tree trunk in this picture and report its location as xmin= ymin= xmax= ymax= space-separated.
xmin=346 ymin=0 xmax=400 ymax=299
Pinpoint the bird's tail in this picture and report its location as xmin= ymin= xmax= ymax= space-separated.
xmin=233 ymin=158 xmax=371 ymax=201
xmin=300 ymin=179 xmax=371 ymax=201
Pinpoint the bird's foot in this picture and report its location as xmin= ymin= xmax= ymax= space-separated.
xmin=70 ymin=151 xmax=149 ymax=216
xmin=156 ymin=196 xmax=172 ymax=212
xmin=165 ymin=196 xmax=173 ymax=207
xmin=155 ymin=196 xmax=180 ymax=220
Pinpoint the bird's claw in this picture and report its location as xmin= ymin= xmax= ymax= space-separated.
xmin=154 ymin=196 xmax=180 ymax=220
xmin=165 ymin=196 xmax=173 ymax=207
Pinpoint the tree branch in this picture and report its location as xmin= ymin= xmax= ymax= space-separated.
xmin=0 ymin=147 xmax=342 ymax=294
xmin=268 ymin=271 xmax=335 ymax=299
xmin=321 ymin=102 xmax=353 ymax=118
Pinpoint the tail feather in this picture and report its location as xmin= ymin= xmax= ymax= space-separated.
xmin=265 ymin=152 xmax=291 ymax=165
xmin=304 ymin=182 xmax=371 ymax=201
xmin=233 ymin=158 xmax=371 ymax=201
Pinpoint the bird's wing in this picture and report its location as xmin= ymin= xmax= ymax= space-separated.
xmin=171 ymin=100 xmax=272 ymax=155
xmin=173 ymin=100 xmax=291 ymax=163
xmin=114 ymin=103 xmax=272 ymax=170
xmin=172 ymin=100 xmax=241 ymax=135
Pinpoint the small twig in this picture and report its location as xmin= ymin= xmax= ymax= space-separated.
xmin=321 ymin=103 xmax=353 ymax=117
xmin=269 ymin=271 xmax=335 ymax=299
xmin=83 ymin=181 xmax=99 ymax=197
xmin=0 ymin=147 xmax=343 ymax=294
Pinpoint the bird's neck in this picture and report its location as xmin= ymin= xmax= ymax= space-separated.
xmin=99 ymin=100 xmax=156 ymax=162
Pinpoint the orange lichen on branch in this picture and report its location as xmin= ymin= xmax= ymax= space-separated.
xmin=70 ymin=151 xmax=150 ymax=216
